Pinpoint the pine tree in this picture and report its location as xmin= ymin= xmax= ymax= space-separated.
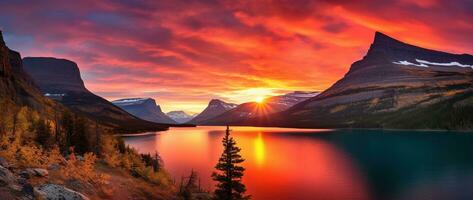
xmin=71 ymin=116 xmax=89 ymax=154
xmin=35 ymin=117 xmax=52 ymax=148
xmin=212 ymin=126 xmax=250 ymax=200
xmin=62 ymin=110 xmax=74 ymax=153
xmin=179 ymin=170 xmax=199 ymax=200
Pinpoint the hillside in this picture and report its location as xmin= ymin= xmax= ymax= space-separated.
xmin=23 ymin=57 xmax=168 ymax=133
xmin=263 ymin=32 xmax=473 ymax=130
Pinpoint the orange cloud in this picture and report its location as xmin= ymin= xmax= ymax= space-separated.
xmin=0 ymin=0 xmax=472 ymax=113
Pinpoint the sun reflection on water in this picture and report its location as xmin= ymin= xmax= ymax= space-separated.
xmin=254 ymin=132 xmax=265 ymax=167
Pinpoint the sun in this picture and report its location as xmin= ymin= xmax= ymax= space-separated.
xmin=255 ymin=96 xmax=265 ymax=103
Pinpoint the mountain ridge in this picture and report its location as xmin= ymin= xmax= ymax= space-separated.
xmin=261 ymin=32 xmax=473 ymax=129
xmin=199 ymin=91 xmax=319 ymax=125
xmin=23 ymin=57 xmax=169 ymax=132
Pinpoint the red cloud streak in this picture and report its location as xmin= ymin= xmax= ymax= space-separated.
xmin=0 ymin=0 xmax=472 ymax=112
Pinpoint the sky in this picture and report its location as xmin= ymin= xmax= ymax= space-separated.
xmin=0 ymin=0 xmax=472 ymax=113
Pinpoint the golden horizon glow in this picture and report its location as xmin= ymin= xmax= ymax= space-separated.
xmin=2 ymin=1 xmax=472 ymax=114
xmin=255 ymin=96 xmax=265 ymax=103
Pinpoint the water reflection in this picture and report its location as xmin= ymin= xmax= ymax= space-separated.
xmin=123 ymin=126 xmax=473 ymax=200
xmin=253 ymin=132 xmax=265 ymax=167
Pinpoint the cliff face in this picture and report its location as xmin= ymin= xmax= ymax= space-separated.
xmin=0 ymin=31 xmax=56 ymax=111
xmin=23 ymin=57 xmax=87 ymax=93
xmin=0 ymin=30 xmax=12 ymax=76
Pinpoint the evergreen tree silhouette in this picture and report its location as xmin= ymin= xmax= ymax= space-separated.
xmin=212 ymin=126 xmax=250 ymax=200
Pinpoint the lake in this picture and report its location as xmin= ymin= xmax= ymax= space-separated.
xmin=123 ymin=126 xmax=473 ymax=200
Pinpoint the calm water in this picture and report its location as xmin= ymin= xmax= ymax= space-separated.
xmin=123 ymin=126 xmax=473 ymax=200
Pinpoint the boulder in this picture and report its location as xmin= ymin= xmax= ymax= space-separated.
xmin=32 ymin=168 xmax=49 ymax=177
xmin=22 ymin=183 xmax=34 ymax=198
xmin=0 ymin=157 xmax=9 ymax=168
xmin=35 ymin=184 xmax=89 ymax=200
xmin=22 ymin=168 xmax=49 ymax=177
xmin=48 ymin=163 xmax=60 ymax=171
xmin=0 ymin=165 xmax=16 ymax=187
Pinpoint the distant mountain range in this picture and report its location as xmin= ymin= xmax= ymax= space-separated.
xmin=166 ymin=111 xmax=196 ymax=124
xmin=112 ymin=98 xmax=176 ymax=124
xmin=261 ymin=32 xmax=473 ymax=129
xmin=188 ymin=99 xmax=237 ymax=124
xmin=4 ymin=29 xmax=472 ymax=131
xmin=22 ymin=57 xmax=168 ymax=132
xmin=197 ymin=91 xmax=319 ymax=125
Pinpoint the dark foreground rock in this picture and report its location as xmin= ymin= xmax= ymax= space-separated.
xmin=35 ymin=184 xmax=89 ymax=200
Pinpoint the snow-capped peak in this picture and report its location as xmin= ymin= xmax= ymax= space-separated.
xmin=208 ymin=99 xmax=237 ymax=109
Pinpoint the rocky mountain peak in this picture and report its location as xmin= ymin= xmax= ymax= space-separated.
xmin=372 ymin=31 xmax=404 ymax=47
xmin=209 ymin=99 xmax=224 ymax=104
xmin=112 ymin=97 xmax=175 ymax=124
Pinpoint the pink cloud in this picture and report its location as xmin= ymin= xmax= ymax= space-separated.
xmin=0 ymin=0 xmax=472 ymax=112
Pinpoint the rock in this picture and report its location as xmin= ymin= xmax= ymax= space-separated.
xmin=0 ymin=165 xmax=16 ymax=187
xmin=17 ymin=177 xmax=28 ymax=185
xmin=0 ymin=157 xmax=9 ymax=168
xmin=32 ymin=168 xmax=48 ymax=177
xmin=48 ymin=163 xmax=60 ymax=171
xmin=35 ymin=184 xmax=89 ymax=200
xmin=19 ymin=170 xmax=31 ymax=179
xmin=22 ymin=183 xmax=34 ymax=198
xmin=23 ymin=168 xmax=48 ymax=177
xmin=33 ymin=187 xmax=47 ymax=199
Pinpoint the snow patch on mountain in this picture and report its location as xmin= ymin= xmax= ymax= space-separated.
xmin=393 ymin=60 xmax=429 ymax=67
xmin=393 ymin=59 xmax=473 ymax=69
xmin=284 ymin=91 xmax=320 ymax=98
xmin=208 ymin=99 xmax=237 ymax=110
xmin=112 ymin=98 xmax=150 ymax=106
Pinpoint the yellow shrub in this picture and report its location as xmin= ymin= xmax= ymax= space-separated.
xmin=45 ymin=145 xmax=64 ymax=166
xmin=61 ymin=152 xmax=109 ymax=186
xmin=101 ymin=135 xmax=121 ymax=167
xmin=0 ymin=136 xmax=19 ymax=162
xmin=16 ymin=144 xmax=47 ymax=168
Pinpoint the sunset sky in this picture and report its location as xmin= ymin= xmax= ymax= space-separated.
xmin=0 ymin=0 xmax=472 ymax=113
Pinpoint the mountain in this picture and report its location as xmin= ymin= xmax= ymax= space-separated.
xmin=188 ymin=99 xmax=237 ymax=124
xmin=0 ymin=30 xmax=59 ymax=113
xmin=264 ymin=32 xmax=473 ymax=129
xmin=112 ymin=98 xmax=176 ymax=124
xmin=166 ymin=111 xmax=196 ymax=124
xmin=200 ymin=91 xmax=319 ymax=125
xmin=23 ymin=57 xmax=168 ymax=132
